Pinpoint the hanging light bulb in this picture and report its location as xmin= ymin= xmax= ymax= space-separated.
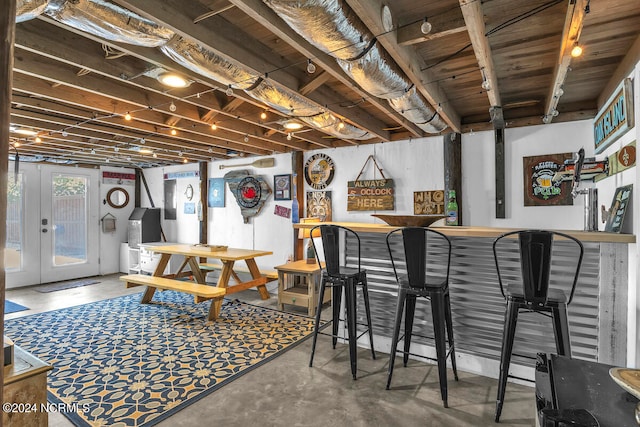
xmin=61 ymin=130 xmax=68 ymax=137
xmin=140 ymin=138 xmax=145 ymax=144
xmin=177 ymin=151 xmax=182 ymax=156
xmin=244 ymin=135 xmax=249 ymax=143
xmin=286 ymin=133 xmax=292 ymax=141
xmin=114 ymin=146 xmax=119 ymax=152
xmin=211 ymin=123 xmax=217 ymax=130
xmin=124 ymin=112 xmax=132 ymax=121
xmin=226 ymin=85 xmax=234 ymax=96
xmin=90 ymin=149 xmax=96 ymax=154
xmin=260 ymin=111 xmax=267 ymax=120
xmin=169 ymin=101 xmax=177 ymax=112
xmin=337 ymin=121 xmax=345 ymax=130
xmin=481 ymin=79 xmax=491 ymax=91
xmin=437 ymin=103 xmax=443 ymax=112
xmin=35 ymin=136 xmax=42 ymax=143
xmin=208 ymin=147 xmax=213 ymax=153
xmin=105 ymin=158 xmax=110 ymax=163
xmin=153 ymin=153 xmax=158 ymax=158
xmin=171 ymin=129 xmax=177 ymax=136
xmin=420 ymin=17 xmax=432 ymax=35
xmin=571 ymin=44 xmax=583 ymax=58
xmin=306 ymin=59 xmax=316 ymax=74
xmin=183 ymin=158 xmax=188 ymax=164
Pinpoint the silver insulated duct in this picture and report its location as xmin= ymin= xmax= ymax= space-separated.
xmin=16 ymin=0 xmax=48 ymax=23
xmin=16 ymin=0 xmax=375 ymax=140
xmin=44 ymin=0 xmax=174 ymax=48
xmin=264 ymin=0 xmax=448 ymax=133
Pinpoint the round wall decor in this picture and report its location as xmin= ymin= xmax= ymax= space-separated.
xmin=236 ymin=176 xmax=262 ymax=208
xmin=304 ymin=153 xmax=335 ymax=190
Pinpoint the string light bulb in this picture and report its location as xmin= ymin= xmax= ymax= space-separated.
xmin=306 ymin=59 xmax=316 ymax=74
xmin=183 ymin=158 xmax=188 ymax=164
xmin=571 ymin=44 xmax=583 ymax=58
xmin=35 ymin=136 xmax=42 ymax=143
xmin=153 ymin=153 xmax=157 ymax=158
xmin=286 ymin=133 xmax=292 ymax=141
xmin=260 ymin=111 xmax=267 ymax=120
xmin=211 ymin=123 xmax=217 ymax=130
xmin=124 ymin=112 xmax=132 ymax=121
xmin=61 ymin=130 xmax=68 ymax=137
xmin=140 ymin=138 xmax=145 ymax=144
xmin=226 ymin=85 xmax=234 ymax=96
xmin=171 ymin=129 xmax=177 ymax=136
xmin=337 ymin=120 xmax=345 ymax=130
xmin=114 ymin=146 xmax=119 ymax=152
xmin=244 ymin=135 xmax=249 ymax=143
xmin=169 ymin=101 xmax=177 ymax=112
xmin=420 ymin=17 xmax=432 ymax=35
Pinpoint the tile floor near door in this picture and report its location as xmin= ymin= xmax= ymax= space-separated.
xmin=5 ymin=274 xmax=536 ymax=427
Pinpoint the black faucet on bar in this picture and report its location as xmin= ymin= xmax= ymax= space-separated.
xmin=571 ymin=148 xmax=598 ymax=231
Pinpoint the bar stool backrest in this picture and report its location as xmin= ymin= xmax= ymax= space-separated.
xmin=493 ymin=230 xmax=584 ymax=306
xmin=386 ymin=227 xmax=452 ymax=288
xmin=311 ymin=224 xmax=361 ymax=276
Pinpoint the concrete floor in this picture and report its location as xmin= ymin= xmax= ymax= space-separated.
xmin=5 ymin=274 xmax=536 ymax=427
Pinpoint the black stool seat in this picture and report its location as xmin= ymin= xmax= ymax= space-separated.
xmin=385 ymin=227 xmax=458 ymax=408
xmin=493 ymin=230 xmax=583 ymax=423
xmin=308 ymin=225 xmax=375 ymax=380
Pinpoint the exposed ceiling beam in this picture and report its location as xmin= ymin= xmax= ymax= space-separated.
xmin=344 ymin=0 xmax=461 ymax=133
xmin=299 ymin=71 xmax=330 ymax=96
xmin=397 ymin=8 xmax=466 ymax=46
xmin=459 ymin=0 xmax=501 ymax=108
xmin=544 ymin=0 xmax=588 ymax=122
xmin=227 ymin=0 xmax=414 ymax=138
xmin=113 ymin=0 xmax=393 ymax=141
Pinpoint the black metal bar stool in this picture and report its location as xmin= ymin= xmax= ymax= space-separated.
xmin=308 ymin=224 xmax=376 ymax=379
xmin=385 ymin=227 xmax=458 ymax=408
xmin=493 ymin=230 xmax=584 ymax=422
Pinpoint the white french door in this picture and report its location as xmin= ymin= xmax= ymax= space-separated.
xmin=5 ymin=163 xmax=100 ymax=288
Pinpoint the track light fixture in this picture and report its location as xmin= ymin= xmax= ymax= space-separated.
xmin=420 ymin=17 xmax=432 ymax=35
xmin=306 ymin=59 xmax=316 ymax=74
xmin=555 ymin=87 xmax=564 ymax=97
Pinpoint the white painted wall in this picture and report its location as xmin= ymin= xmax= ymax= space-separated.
xmin=98 ymin=166 xmax=135 ymax=275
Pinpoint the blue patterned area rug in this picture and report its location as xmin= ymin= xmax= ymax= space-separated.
xmin=4 ymin=292 xmax=318 ymax=426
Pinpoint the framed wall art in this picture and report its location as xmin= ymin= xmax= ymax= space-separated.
xmin=523 ymin=153 xmax=573 ymax=206
xmin=273 ymin=174 xmax=292 ymax=201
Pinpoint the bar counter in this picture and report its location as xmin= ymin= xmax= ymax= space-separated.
xmin=294 ymin=222 xmax=634 ymax=378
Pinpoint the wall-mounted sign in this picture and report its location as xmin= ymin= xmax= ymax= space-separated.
xmin=414 ymin=190 xmax=445 ymax=215
xmin=523 ymin=153 xmax=573 ymax=206
xmin=207 ymin=178 xmax=225 ymax=208
xmin=604 ymin=184 xmax=632 ymax=233
xmin=102 ymin=171 xmax=135 ymax=185
xmin=304 ymin=153 xmax=335 ymax=190
xmin=347 ymin=155 xmax=394 ymax=211
xmin=306 ymin=191 xmax=332 ymax=221
xmin=164 ymin=170 xmax=199 ymax=179
xmin=603 ymin=140 xmax=636 ymax=179
xmin=224 ymin=170 xmax=272 ymax=224
xmin=594 ymin=78 xmax=634 ymax=154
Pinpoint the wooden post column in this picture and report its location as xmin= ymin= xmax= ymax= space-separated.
xmin=444 ymin=133 xmax=462 ymax=225
xmin=199 ymin=161 xmax=208 ymax=245
xmin=495 ymin=128 xmax=506 ymax=218
xmin=292 ymin=151 xmax=304 ymax=260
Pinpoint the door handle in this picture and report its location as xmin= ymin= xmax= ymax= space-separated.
xmin=42 ymin=228 xmax=48 ymax=233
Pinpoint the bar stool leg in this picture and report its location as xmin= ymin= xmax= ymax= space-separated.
xmin=344 ymin=278 xmax=358 ymax=380
xmin=444 ymin=291 xmax=458 ymax=381
xmin=360 ymin=275 xmax=376 ymax=359
xmin=332 ymin=283 xmax=342 ymax=349
xmin=552 ymin=304 xmax=572 ymax=357
xmin=309 ymin=279 xmax=327 ymax=367
xmin=431 ymin=290 xmax=449 ymax=408
xmin=386 ymin=287 xmax=407 ymax=390
xmin=403 ymin=295 xmax=417 ymax=367
xmin=495 ymin=299 xmax=520 ymax=422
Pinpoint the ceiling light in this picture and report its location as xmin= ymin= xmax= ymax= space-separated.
xmin=555 ymin=87 xmax=564 ymax=97
xmin=90 ymin=149 xmax=96 ymax=154
xmin=183 ymin=158 xmax=188 ymax=163
xmin=178 ymin=151 xmax=183 ymax=156
xmin=211 ymin=123 xmax=217 ymax=130
xmin=542 ymin=115 xmax=552 ymax=124
xmin=14 ymin=142 xmax=21 ymax=147
xmin=153 ymin=153 xmax=158 ymax=158
xmin=286 ymin=133 xmax=292 ymax=141
xmin=208 ymin=147 xmax=213 ymax=153
xmin=106 ymin=158 xmax=110 ymax=163
xmin=124 ymin=112 xmax=132 ymax=121
xmin=552 ymin=109 xmax=559 ymax=117
xmin=171 ymin=129 xmax=177 ymax=136
xmin=420 ymin=18 xmax=432 ymax=35
xmin=169 ymin=101 xmax=177 ymax=112
xmin=283 ymin=120 xmax=304 ymax=130
xmin=139 ymin=148 xmax=153 ymax=154
xmin=140 ymin=138 xmax=145 ymax=144
xmin=226 ymin=85 xmax=234 ymax=96
xmin=260 ymin=111 xmax=267 ymax=120
xmin=571 ymin=44 xmax=583 ymax=58
xmin=114 ymin=146 xmax=119 ymax=152
xmin=243 ymin=135 xmax=249 ymax=143
xmin=306 ymin=59 xmax=316 ymax=74
xmin=61 ymin=130 xmax=68 ymax=137
xmin=157 ymin=72 xmax=191 ymax=88
xmin=337 ymin=121 xmax=345 ymax=130
xmin=35 ymin=136 xmax=42 ymax=143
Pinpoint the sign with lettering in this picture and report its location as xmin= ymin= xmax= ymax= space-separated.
xmin=523 ymin=153 xmax=573 ymax=206
xmin=594 ymin=78 xmax=634 ymax=154
xmin=604 ymin=184 xmax=632 ymax=233
xmin=347 ymin=179 xmax=394 ymax=211
xmin=102 ymin=171 xmax=135 ymax=185
xmin=414 ymin=190 xmax=445 ymax=215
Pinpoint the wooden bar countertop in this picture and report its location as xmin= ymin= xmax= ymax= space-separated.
xmin=293 ymin=222 xmax=636 ymax=243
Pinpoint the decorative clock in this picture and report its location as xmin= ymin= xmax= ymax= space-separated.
xmin=304 ymin=153 xmax=335 ymax=190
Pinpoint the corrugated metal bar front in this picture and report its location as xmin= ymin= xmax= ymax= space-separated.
xmin=346 ymin=232 xmax=600 ymax=368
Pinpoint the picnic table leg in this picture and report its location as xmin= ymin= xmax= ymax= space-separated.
xmin=187 ymin=257 xmax=207 ymax=284
xmin=212 ymin=261 xmax=234 ymax=317
xmin=141 ymin=286 xmax=157 ymax=303
xmin=246 ymin=258 xmax=270 ymax=299
xmin=207 ymin=297 xmax=224 ymax=321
